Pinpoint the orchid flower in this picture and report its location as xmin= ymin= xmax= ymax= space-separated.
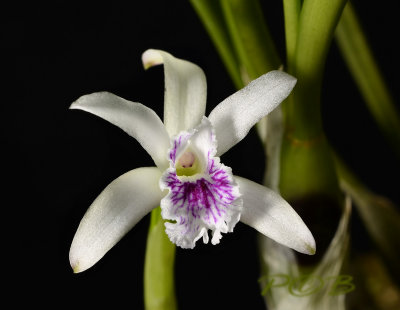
xmin=69 ymin=49 xmax=316 ymax=273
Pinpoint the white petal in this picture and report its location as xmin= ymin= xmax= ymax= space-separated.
xmin=142 ymin=49 xmax=207 ymax=136
xmin=69 ymin=167 xmax=164 ymax=273
xmin=208 ymin=71 xmax=297 ymax=156
xmin=70 ymin=92 xmax=170 ymax=170
xmin=235 ymin=176 xmax=315 ymax=255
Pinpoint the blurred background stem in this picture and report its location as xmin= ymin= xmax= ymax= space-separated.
xmin=335 ymin=2 xmax=400 ymax=158
xmin=220 ymin=0 xmax=280 ymax=79
xmin=190 ymin=0 xmax=243 ymax=88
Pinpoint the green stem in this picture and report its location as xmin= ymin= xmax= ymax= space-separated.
xmin=190 ymin=0 xmax=243 ymax=89
xmin=279 ymin=137 xmax=341 ymax=201
xmin=220 ymin=0 xmax=280 ymax=80
xmin=280 ymin=0 xmax=347 ymax=201
xmin=286 ymin=0 xmax=348 ymax=139
xmin=283 ymin=0 xmax=301 ymax=71
xmin=144 ymin=208 xmax=177 ymax=310
xmin=335 ymin=3 xmax=400 ymax=157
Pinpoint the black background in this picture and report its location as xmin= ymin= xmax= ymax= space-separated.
xmin=4 ymin=1 xmax=400 ymax=309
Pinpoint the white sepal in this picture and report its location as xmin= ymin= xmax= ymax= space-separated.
xmin=142 ymin=49 xmax=207 ymax=136
xmin=70 ymin=92 xmax=170 ymax=170
xmin=69 ymin=167 xmax=164 ymax=273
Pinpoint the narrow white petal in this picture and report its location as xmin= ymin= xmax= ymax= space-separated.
xmin=69 ymin=167 xmax=164 ymax=273
xmin=142 ymin=49 xmax=207 ymax=136
xmin=70 ymin=92 xmax=170 ymax=170
xmin=236 ymin=176 xmax=316 ymax=255
xmin=208 ymin=71 xmax=297 ymax=156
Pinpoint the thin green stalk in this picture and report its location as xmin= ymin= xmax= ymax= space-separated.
xmin=335 ymin=3 xmax=400 ymax=157
xmin=283 ymin=0 xmax=301 ymax=71
xmin=144 ymin=208 xmax=176 ymax=310
xmin=190 ymin=0 xmax=243 ymax=88
xmin=220 ymin=0 xmax=280 ymax=80
xmin=280 ymin=0 xmax=347 ymax=201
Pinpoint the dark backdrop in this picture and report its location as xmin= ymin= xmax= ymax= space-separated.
xmin=4 ymin=1 xmax=399 ymax=309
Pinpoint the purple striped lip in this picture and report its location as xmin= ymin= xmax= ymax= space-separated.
xmin=160 ymin=117 xmax=242 ymax=249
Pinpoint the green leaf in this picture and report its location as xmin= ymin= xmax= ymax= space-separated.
xmin=220 ymin=0 xmax=280 ymax=80
xmin=335 ymin=3 xmax=400 ymax=158
xmin=190 ymin=0 xmax=243 ymax=88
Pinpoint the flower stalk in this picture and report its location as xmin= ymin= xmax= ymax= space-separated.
xmin=144 ymin=208 xmax=177 ymax=310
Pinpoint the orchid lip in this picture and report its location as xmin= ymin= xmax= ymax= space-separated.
xmin=160 ymin=117 xmax=243 ymax=248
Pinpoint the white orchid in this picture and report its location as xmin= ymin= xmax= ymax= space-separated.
xmin=69 ymin=49 xmax=316 ymax=273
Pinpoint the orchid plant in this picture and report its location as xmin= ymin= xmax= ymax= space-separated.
xmin=69 ymin=49 xmax=315 ymax=274
xmin=67 ymin=0 xmax=400 ymax=309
